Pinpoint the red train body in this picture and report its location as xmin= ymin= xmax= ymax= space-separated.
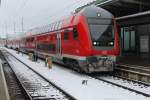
xmin=7 ymin=6 xmax=120 ymax=73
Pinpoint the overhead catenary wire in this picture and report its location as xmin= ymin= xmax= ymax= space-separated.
xmin=37 ymin=0 xmax=94 ymax=28
xmin=12 ymin=0 xmax=82 ymax=34
xmin=0 ymin=0 xmax=27 ymax=38
xmin=47 ymin=0 xmax=93 ymax=20
xmin=14 ymin=0 xmax=29 ymax=18
xmin=7 ymin=0 xmax=94 ymax=36
xmin=41 ymin=0 xmax=83 ymax=24
xmin=28 ymin=0 xmax=92 ymax=31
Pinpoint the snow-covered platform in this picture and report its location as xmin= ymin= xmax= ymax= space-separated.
xmin=4 ymin=48 xmax=150 ymax=100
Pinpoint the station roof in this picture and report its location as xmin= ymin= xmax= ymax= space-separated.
xmin=96 ymin=0 xmax=150 ymax=17
xmin=96 ymin=0 xmax=150 ymax=26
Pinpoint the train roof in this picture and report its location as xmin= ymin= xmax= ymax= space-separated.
xmin=26 ymin=20 xmax=63 ymax=37
xmin=25 ymin=6 xmax=113 ymax=37
xmin=81 ymin=5 xmax=113 ymax=19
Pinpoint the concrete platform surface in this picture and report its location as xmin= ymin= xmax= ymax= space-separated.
xmin=118 ymin=54 xmax=150 ymax=67
xmin=0 ymin=60 xmax=10 ymax=100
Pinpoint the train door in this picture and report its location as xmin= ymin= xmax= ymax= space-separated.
xmin=56 ymin=33 xmax=62 ymax=57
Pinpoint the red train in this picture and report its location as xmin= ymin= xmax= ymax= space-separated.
xmin=7 ymin=6 xmax=120 ymax=73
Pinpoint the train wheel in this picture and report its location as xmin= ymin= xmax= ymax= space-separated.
xmin=63 ymin=58 xmax=83 ymax=73
xmin=72 ymin=60 xmax=82 ymax=73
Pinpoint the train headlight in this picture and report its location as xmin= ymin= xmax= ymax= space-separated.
xmin=93 ymin=42 xmax=97 ymax=45
xmin=109 ymin=41 xmax=114 ymax=46
xmin=97 ymin=13 xmax=101 ymax=17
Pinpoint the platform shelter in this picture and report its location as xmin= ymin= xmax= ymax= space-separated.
xmin=96 ymin=0 xmax=150 ymax=66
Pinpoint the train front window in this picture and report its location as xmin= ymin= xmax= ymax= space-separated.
xmin=88 ymin=18 xmax=115 ymax=48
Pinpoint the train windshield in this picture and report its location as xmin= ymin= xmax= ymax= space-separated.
xmin=88 ymin=18 xmax=115 ymax=49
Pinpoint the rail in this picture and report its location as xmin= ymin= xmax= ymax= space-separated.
xmin=92 ymin=75 xmax=150 ymax=97
xmin=1 ymin=49 xmax=76 ymax=100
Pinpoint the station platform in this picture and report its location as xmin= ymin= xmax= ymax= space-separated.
xmin=0 ymin=60 xmax=10 ymax=100
xmin=117 ymin=54 xmax=150 ymax=67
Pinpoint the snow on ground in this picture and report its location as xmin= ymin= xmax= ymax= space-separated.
xmin=7 ymin=54 xmax=68 ymax=99
xmin=99 ymin=76 xmax=150 ymax=94
xmin=4 ymin=48 xmax=150 ymax=100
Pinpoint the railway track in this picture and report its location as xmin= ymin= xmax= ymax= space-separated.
xmin=115 ymin=64 xmax=150 ymax=86
xmin=3 ymin=62 xmax=31 ymax=100
xmin=91 ymin=64 xmax=150 ymax=97
xmin=4 ymin=48 xmax=150 ymax=99
xmin=0 ymin=50 xmax=30 ymax=100
xmin=92 ymin=75 xmax=150 ymax=97
xmin=1 ymin=49 xmax=76 ymax=100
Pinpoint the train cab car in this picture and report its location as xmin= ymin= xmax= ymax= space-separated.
xmin=61 ymin=6 xmax=120 ymax=73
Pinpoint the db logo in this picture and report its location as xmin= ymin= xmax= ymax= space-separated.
xmin=102 ymin=51 xmax=107 ymax=55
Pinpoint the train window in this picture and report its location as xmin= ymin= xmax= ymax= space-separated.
xmin=49 ymin=44 xmax=55 ymax=51
xmin=37 ymin=43 xmax=56 ymax=52
xmin=26 ymin=39 xmax=29 ymax=42
xmin=31 ymin=38 xmax=34 ymax=42
xmin=37 ymin=44 xmax=42 ymax=49
xmin=73 ymin=28 xmax=78 ymax=39
xmin=52 ymin=44 xmax=56 ymax=51
xmin=64 ymin=30 xmax=69 ymax=40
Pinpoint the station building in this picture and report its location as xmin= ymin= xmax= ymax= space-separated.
xmin=95 ymin=0 xmax=150 ymax=66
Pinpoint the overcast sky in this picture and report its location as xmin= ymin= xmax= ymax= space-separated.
xmin=0 ymin=0 xmax=94 ymax=38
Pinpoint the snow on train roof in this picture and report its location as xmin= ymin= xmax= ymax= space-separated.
xmin=26 ymin=20 xmax=63 ymax=36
